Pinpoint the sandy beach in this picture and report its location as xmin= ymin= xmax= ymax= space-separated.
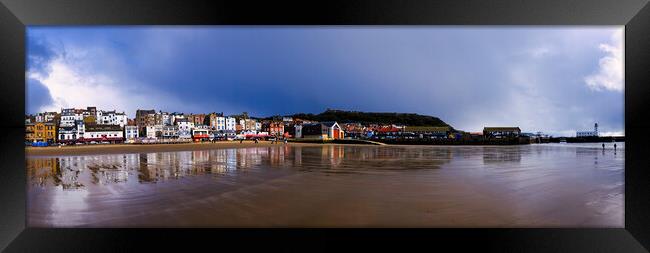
xmin=27 ymin=143 xmax=623 ymax=227
xmin=25 ymin=141 xmax=330 ymax=156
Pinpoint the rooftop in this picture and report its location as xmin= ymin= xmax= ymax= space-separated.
xmin=404 ymin=126 xmax=451 ymax=132
xmin=483 ymin=127 xmax=521 ymax=132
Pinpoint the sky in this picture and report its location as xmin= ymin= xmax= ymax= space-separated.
xmin=26 ymin=26 xmax=624 ymax=137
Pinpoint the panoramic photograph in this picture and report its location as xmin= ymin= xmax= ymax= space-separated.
xmin=25 ymin=26 xmax=624 ymax=227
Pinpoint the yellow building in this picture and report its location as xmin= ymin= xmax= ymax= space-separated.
xmin=26 ymin=122 xmax=57 ymax=143
xmin=25 ymin=123 xmax=35 ymax=143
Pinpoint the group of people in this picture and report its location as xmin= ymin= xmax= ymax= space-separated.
xmin=602 ymin=143 xmax=618 ymax=150
xmin=270 ymin=138 xmax=288 ymax=144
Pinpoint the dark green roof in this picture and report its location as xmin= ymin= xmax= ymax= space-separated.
xmin=483 ymin=127 xmax=521 ymax=132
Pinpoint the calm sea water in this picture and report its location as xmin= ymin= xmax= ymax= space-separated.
xmin=27 ymin=143 xmax=624 ymax=227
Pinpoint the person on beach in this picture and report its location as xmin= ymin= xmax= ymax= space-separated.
xmin=602 ymin=143 xmax=605 ymax=150
xmin=614 ymin=143 xmax=617 ymax=151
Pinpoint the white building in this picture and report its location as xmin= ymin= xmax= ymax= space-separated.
xmin=124 ymin=125 xmax=139 ymax=141
xmin=176 ymin=118 xmax=194 ymax=139
xmin=161 ymin=112 xmax=172 ymax=126
xmin=36 ymin=112 xmax=57 ymax=123
xmin=215 ymin=116 xmax=226 ymax=131
xmin=82 ymin=125 xmax=124 ymax=143
xmin=98 ymin=110 xmax=127 ymax=127
xmin=576 ymin=123 xmax=599 ymax=137
xmin=225 ymin=117 xmax=237 ymax=131
xmin=60 ymin=108 xmax=83 ymax=126
xmin=58 ymin=125 xmax=77 ymax=142
xmin=76 ymin=120 xmax=85 ymax=137
xmin=145 ymin=125 xmax=163 ymax=139
xmin=162 ymin=125 xmax=179 ymax=139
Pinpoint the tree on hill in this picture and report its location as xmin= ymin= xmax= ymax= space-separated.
xmin=267 ymin=109 xmax=452 ymax=128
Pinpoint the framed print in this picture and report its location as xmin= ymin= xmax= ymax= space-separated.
xmin=1 ymin=0 xmax=649 ymax=252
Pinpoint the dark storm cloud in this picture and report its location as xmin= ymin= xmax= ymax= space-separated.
xmin=26 ymin=78 xmax=54 ymax=114
xmin=27 ymin=35 xmax=59 ymax=77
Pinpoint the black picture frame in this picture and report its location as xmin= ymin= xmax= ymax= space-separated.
xmin=1 ymin=0 xmax=649 ymax=252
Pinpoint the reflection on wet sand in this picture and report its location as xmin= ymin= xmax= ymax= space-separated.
xmin=27 ymin=143 xmax=623 ymax=227
xmin=482 ymin=146 xmax=522 ymax=164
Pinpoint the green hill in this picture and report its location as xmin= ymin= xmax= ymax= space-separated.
xmin=282 ymin=109 xmax=452 ymax=128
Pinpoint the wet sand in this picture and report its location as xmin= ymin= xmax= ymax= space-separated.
xmin=27 ymin=143 xmax=624 ymax=227
xmin=26 ymin=141 xmax=328 ymax=156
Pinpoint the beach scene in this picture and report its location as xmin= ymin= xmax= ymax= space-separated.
xmin=27 ymin=143 xmax=623 ymax=227
xmin=26 ymin=26 xmax=624 ymax=227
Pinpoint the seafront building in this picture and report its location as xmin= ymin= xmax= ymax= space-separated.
xmin=25 ymin=122 xmax=57 ymax=143
xmin=483 ymin=127 xmax=522 ymax=139
xmin=124 ymin=125 xmax=139 ymax=142
xmin=25 ymin=106 xmax=555 ymax=146
xmin=295 ymin=122 xmax=344 ymax=140
xmin=83 ymin=125 xmax=124 ymax=143
xmin=576 ymin=123 xmax=599 ymax=137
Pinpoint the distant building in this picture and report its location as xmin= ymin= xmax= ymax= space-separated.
xmin=145 ymin=125 xmax=163 ymax=139
xmin=161 ymin=125 xmax=179 ymax=139
xmin=154 ymin=111 xmax=172 ymax=126
xmin=263 ymin=122 xmax=285 ymax=137
xmin=576 ymin=123 xmax=599 ymax=137
xmin=483 ymin=127 xmax=521 ymax=139
xmin=58 ymin=125 xmax=77 ymax=142
xmin=341 ymin=123 xmax=365 ymax=139
xmin=208 ymin=113 xmax=222 ymax=128
xmin=239 ymin=118 xmax=258 ymax=131
xmin=124 ymin=125 xmax=139 ymax=141
xmin=136 ymin=109 xmax=156 ymax=135
xmin=295 ymin=122 xmax=344 ymax=140
xmin=190 ymin=114 xmax=206 ymax=126
xmin=26 ymin=122 xmax=57 ymax=143
xmin=98 ymin=110 xmax=127 ymax=127
xmin=82 ymin=125 xmax=123 ymax=143
xmin=374 ymin=126 xmax=402 ymax=138
xmin=192 ymin=125 xmax=210 ymax=142
xmin=35 ymin=111 xmax=57 ymax=123
xmin=176 ymin=118 xmax=194 ymax=139
xmin=60 ymin=108 xmax=83 ymax=126
xmin=225 ymin=117 xmax=237 ymax=131
xmin=169 ymin=112 xmax=185 ymax=125
xmin=403 ymin=126 xmax=451 ymax=138
xmin=86 ymin=106 xmax=97 ymax=118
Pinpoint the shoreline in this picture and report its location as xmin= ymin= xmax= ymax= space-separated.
xmin=25 ymin=140 xmax=625 ymax=157
xmin=25 ymin=141 xmax=329 ymax=157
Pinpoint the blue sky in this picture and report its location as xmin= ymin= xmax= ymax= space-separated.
xmin=26 ymin=26 xmax=624 ymax=136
